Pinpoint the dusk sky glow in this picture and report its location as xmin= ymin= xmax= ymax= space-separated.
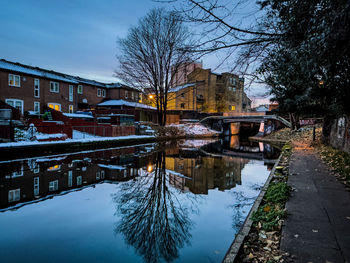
xmin=0 ymin=0 xmax=269 ymax=101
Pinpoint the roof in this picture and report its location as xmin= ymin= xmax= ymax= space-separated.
xmin=0 ymin=59 xmax=78 ymax=84
xmin=97 ymin=99 xmax=156 ymax=110
xmin=0 ymin=58 xmax=138 ymax=90
xmin=169 ymin=82 xmax=196 ymax=93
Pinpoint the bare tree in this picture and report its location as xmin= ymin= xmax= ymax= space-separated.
xmin=116 ymin=8 xmax=194 ymax=126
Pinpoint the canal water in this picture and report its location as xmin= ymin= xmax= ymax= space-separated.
xmin=0 ymin=136 xmax=280 ymax=263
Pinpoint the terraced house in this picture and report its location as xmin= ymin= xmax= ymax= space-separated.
xmin=0 ymin=59 xmax=140 ymax=114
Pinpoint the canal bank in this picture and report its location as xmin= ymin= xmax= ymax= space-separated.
xmin=0 ymin=133 xmax=219 ymax=161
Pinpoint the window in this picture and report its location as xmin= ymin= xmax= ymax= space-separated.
xmin=8 ymin=189 xmax=20 ymax=202
xmin=50 ymin=82 xmax=59 ymax=93
xmin=131 ymin=92 xmax=134 ymax=100
xmin=97 ymin=88 xmax=101 ymax=97
xmin=77 ymin=85 xmax=83 ymax=94
xmin=69 ymin=105 xmax=74 ymax=113
xmin=181 ymin=93 xmax=185 ymax=98
xmin=34 ymin=79 xmax=40 ymax=98
xmin=49 ymin=180 xmax=58 ymax=191
xmin=68 ymin=171 xmax=73 ymax=187
xmin=96 ymin=171 xmax=101 ymax=180
xmin=77 ymin=176 xmax=82 ymax=186
xmin=34 ymin=102 xmax=40 ymax=114
xmin=6 ymin=99 xmax=24 ymax=114
xmin=101 ymin=170 xmax=105 ymax=179
xmin=102 ymin=89 xmax=106 ymax=98
xmin=34 ymin=177 xmax=39 ymax=196
xmin=231 ymin=105 xmax=236 ymax=111
xmin=230 ymin=77 xmax=237 ymax=86
xmin=180 ymin=103 xmax=185 ymax=109
xmin=69 ymin=85 xmax=74 ymax=102
xmin=9 ymin=74 xmax=20 ymax=87
xmin=48 ymin=103 xmax=61 ymax=111
xmin=125 ymin=90 xmax=128 ymax=99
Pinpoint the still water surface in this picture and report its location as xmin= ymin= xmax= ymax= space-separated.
xmin=0 ymin=137 xmax=280 ymax=263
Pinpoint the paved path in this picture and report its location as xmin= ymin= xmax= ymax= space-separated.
xmin=281 ymin=147 xmax=350 ymax=263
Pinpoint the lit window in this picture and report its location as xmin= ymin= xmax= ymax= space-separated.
xmin=9 ymin=74 xmax=20 ymax=87
xmin=50 ymin=82 xmax=59 ymax=93
xmin=49 ymin=180 xmax=58 ymax=191
xmin=8 ymin=189 xmax=20 ymax=202
xmin=77 ymin=85 xmax=83 ymax=94
xmin=6 ymin=99 xmax=24 ymax=114
xmin=48 ymin=103 xmax=61 ymax=111
xmin=97 ymin=89 xmax=101 ymax=97
xmin=34 ymin=79 xmax=40 ymax=98
xmin=102 ymin=89 xmax=106 ymax=98
xmin=47 ymin=165 xmax=61 ymax=171
xmin=231 ymin=105 xmax=236 ymax=111
xmin=69 ymin=105 xmax=74 ymax=113
xmin=34 ymin=102 xmax=40 ymax=114
xmin=69 ymin=85 xmax=74 ymax=102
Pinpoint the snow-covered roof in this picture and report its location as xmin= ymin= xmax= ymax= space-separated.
xmin=169 ymin=83 xmax=196 ymax=93
xmin=97 ymin=99 xmax=156 ymax=110
xmin=63 ymin=113 xmax=94 ymax=119
xmin=0 ymin=59 xmax=78 ymax=84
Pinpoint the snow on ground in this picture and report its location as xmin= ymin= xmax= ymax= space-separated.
xmin=0 ymin=135 xmax=155 ymax=148
xmin=72 ymin=130 xmax=102 ymax=139
xmin=36 ymin=132 xmax=67 ymax=140
xmin=168 ymin=123 xmax=220 ymax=136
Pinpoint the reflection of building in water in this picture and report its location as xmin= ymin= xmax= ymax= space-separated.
xmin=166 ymin=155 xmax=249 ymax=194
xmin=0 ymin=145 xmax=153 ymax=210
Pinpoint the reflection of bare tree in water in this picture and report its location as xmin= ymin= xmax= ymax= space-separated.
xmin=113 ymin=151 xmax=196 ymax=263
xmin=229 ymin=183 xmax=262 ymax=229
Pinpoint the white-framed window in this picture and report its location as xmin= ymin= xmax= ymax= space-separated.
xmin=101 ymin=170 xmax=105 ymax=179
xmin=69 ymin=105 xmax=74 ymax=113
xmin=48 ymin=103 xmax=61 ymax=111
xmin=68 ymin=170 xmax=73 ymax=187
xmin=9 ymin=74 xmax=20 ymax=87
xmin=34 ymin=177 xmax=39 ymax=196
xmin=96 ymin=171 xmax=101 ymax=180
xmin=69 ymin=85 xmax=74 ymax=102
xmin=34 ymin=79 xmax=40 ymax=98
xmin=77 ymin=176 xmax=82 ymax=186
xmin=125 ymin=90 xmax=128 ymax=99
xmin=34 ymin=102 xmax=40 ymax=114
xmin=77 ymin=85 xmax=83 ymax=94
xmin=131 ymin=92 xmax=134 ymax=100
xmin=8 ymin=189 xmax=20 ymax=202
xmin=97 ymin=88 xmax=101 ymax=97
xmin=102 ymin=89 xmax=106 ymax=98
xmin=5 ymin=99 xmax=24 ymax=114
xmin=49 ymin=180 xmax=58 ymax=191
xmin=50 ymin=81 xmax=59 ymax=93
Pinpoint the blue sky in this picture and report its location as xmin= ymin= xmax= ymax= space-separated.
xmin=0 ymin=0 xmax=163 ymax=82
xmin=0 ymin=0 xmax=269 ymax=102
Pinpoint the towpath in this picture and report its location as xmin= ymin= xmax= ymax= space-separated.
xmin=281 ymin=143 xmax=350 ymax=262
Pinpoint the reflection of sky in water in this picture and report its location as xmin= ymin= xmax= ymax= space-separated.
xmin=0 ymin=141 xmax=273 ymax=263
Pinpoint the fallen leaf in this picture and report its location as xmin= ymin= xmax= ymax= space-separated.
xmin=294 ymin=234 xmax=299 ymax=238
xmin=312 ymin=229 xmax=318 ymax=233
xmin=248 ymin=253 xmax=254 ymax=259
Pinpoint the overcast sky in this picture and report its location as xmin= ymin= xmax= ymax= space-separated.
xmin=0 ymin=0 xmax=269 ymax=103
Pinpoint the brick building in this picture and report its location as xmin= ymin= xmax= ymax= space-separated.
xmin=164 ymin=68 xmax=251 ymax=113
xmin=0 ymin=59 xmax=140 ymax=114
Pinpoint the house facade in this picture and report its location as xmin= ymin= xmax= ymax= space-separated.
xmin=0 ymin=59 xmax=140 ymax=114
